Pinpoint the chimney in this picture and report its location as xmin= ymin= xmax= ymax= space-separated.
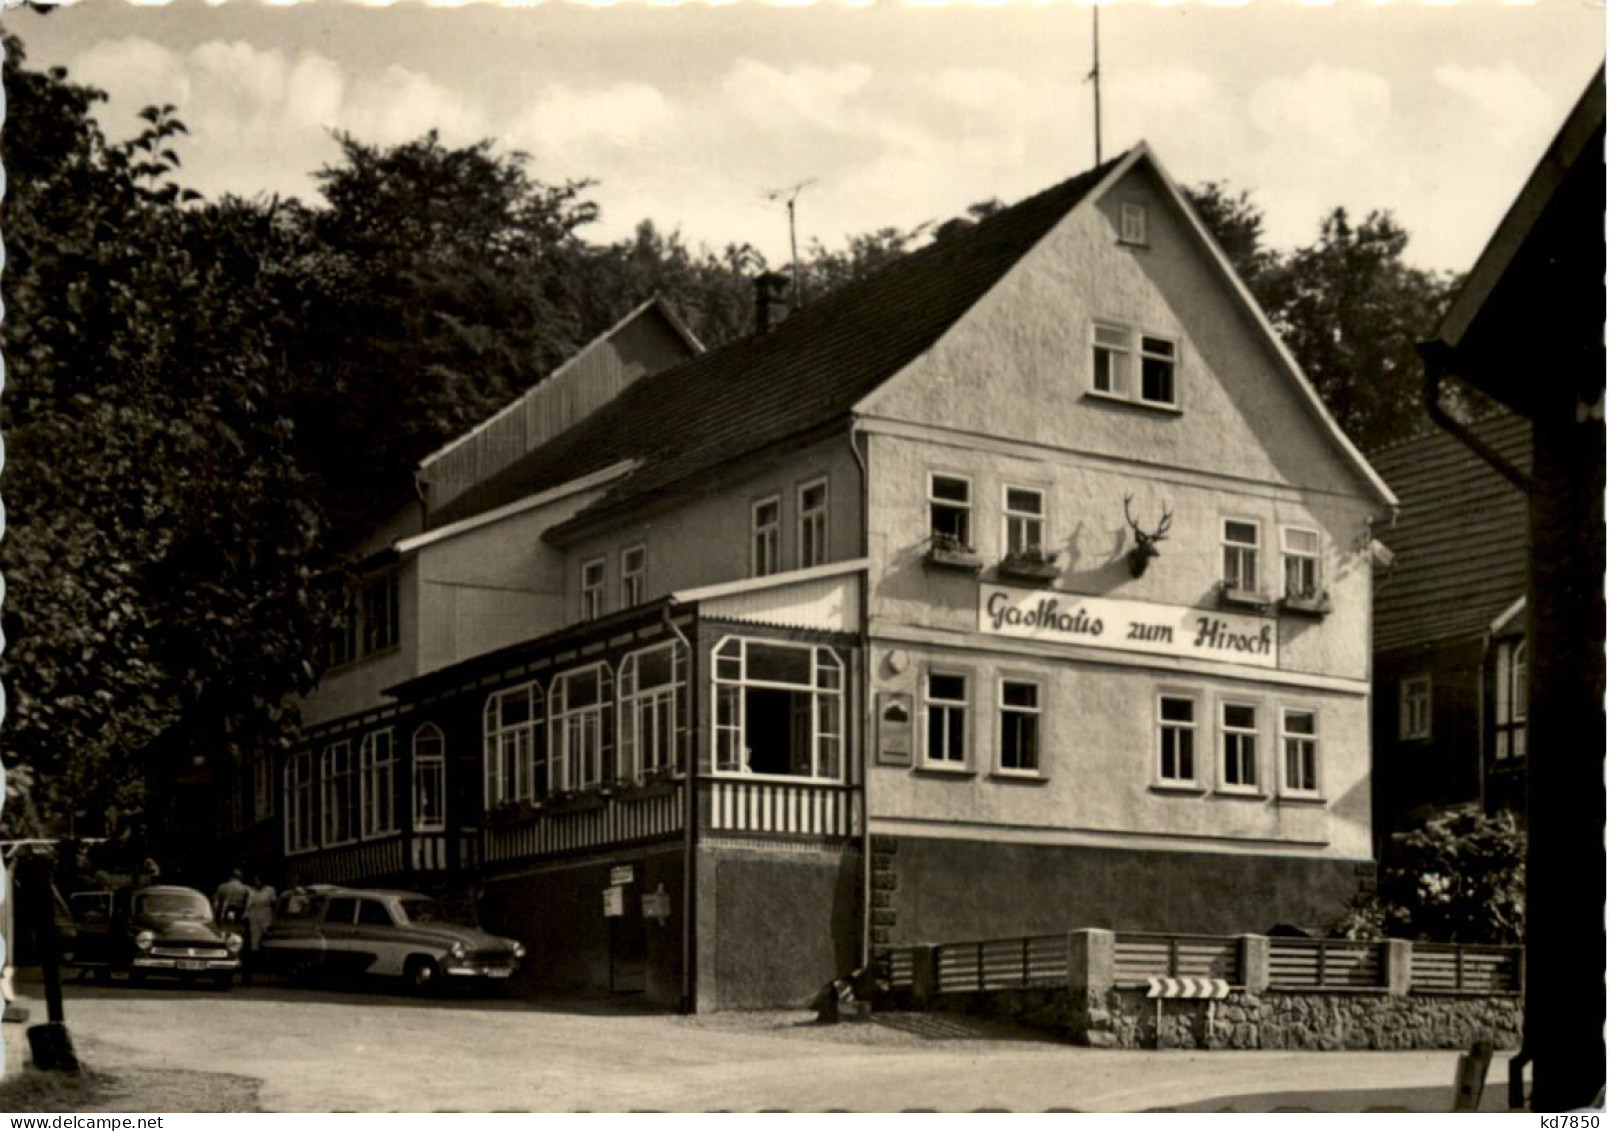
xmin=754 ymin=271 xmax=791 ymax=334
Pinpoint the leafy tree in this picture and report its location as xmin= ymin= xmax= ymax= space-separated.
xmin=1185 ymin=181 xmax=1282 ymax=300
xmin=0 ymin=37 xmax=327 ymax=840
xmin=1334 ymin=807 xmax=1526 ymax=944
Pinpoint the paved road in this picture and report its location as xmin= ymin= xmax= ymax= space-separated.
xmin=2 ymin=975 xmax=1513 ymax=1112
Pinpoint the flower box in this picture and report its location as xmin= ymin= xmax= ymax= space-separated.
xmin=925 ymin=534 xmax=983 ymax=573
xmin=997 ymin=548 xmax=1061 ymax=584
xmin=1280 ymin=592 xmax=1333 ymax=618
xmin=1218 ymin=584 xmax=1272 ymax=612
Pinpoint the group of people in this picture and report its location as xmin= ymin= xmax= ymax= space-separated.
xmin=212 ymin=868 xmax=277 ymax=981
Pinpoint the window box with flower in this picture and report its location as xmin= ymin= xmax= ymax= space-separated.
xmin=1279 ymin=588 xmax=1333 ymax=618
xmin=925 ymin=532 xmax=983 ymax=573
xmin=997 ymin=545 xmax=1061 ymax=584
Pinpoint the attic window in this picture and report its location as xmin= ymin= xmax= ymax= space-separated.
xmin=1120 ymin=203 xmax=1148 ymax=246
xmin=1090 ymin=322 xmax=1179 ymax=410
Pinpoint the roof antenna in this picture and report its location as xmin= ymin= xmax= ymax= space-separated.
xmin=1086 ymin=3 xmax=1103 ymax=166
xmin=765 ymin=179 xmax=816 ymax=307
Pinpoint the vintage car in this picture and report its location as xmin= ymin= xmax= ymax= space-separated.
xmin=258 ymin=886 xmax=525 ymax=992
xmin=68 ymin=884 xmax=243 ymax=987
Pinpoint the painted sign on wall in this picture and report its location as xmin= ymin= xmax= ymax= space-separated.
xmin=978 ymin=584 xmax=1278 ymax=669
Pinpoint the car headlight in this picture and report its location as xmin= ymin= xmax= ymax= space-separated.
xmin=134 ymin=931 xmax=155 ymax=951
xmin=512 ymin=942 xmax=526 ymax=959
xmin=225 ymin=933 xmax=244 ymax=952
xmin=449 ymin=942 xmax=467 ymax=960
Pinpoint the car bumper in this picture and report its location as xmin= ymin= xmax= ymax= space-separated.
xmin=442 ymin=963 xmax=519 ymax=979
xmin=133 ymin=957 xmax=242 ymax=972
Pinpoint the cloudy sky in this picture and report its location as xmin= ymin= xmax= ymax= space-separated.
xmin=10 ymin=0 xmax=1603 ymax=272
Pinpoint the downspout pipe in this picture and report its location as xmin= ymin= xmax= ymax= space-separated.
xmin=1420 ymin=341 xmax=1533 ymax=495
xmin=848 ymin=419 xmax=873 ymax=972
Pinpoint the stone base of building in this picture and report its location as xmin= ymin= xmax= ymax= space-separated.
xmin=875 ymin=833 xmax=1370 ymax=945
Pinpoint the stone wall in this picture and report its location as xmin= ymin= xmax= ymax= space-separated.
xmin=929 ymin=986 xmax=1523 ymax=1051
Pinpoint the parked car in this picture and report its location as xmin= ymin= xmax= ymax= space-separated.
xmin=258 ymin=886 xmax=525 ymax=992
xmin=68 ymin=885 xmax=243 ymax=988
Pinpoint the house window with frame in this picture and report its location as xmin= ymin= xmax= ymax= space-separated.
xmin=1092 ymin=323 xmax=1177 ymax=408
xmin=360 ymin=571 xmax=400 ymax=656
xmin=284 ymin=751 xmax=315 ymax=853
xmin=923 ymin=671 xmax=969 ymax=768
xmin=1399 ymin=676 xmax=1432 ymax=741
xmin=550 ymin=663 xmax=613 ymax=793
xmin=327 ymin=606 xmax=358 ymax=670
xmin=1281 ymin=708 xmax=1320 ymax=796
xmin=1219 ymin=702 xmax=1259 ymax=791
xmin=1091 ymin=323 xmax=1132 ymax=398
xmin=252 ymin=750 xmax=273 ymax=824
xmin=712 ymin=637 xmax=844 ymax=780
xmin=412 ymin=724 xmax=447 ymax=832
xmin=1282 ymin=527 xmax=1322 ymax=600
xmin=1157 ymin=694 xmax=1198 ymax=785
xmin=321 ymin=740 xmax=360 ymax=846
xmin=1120 ymin=202 xmax=1148 ymax=245
xmin=1003 ymin=486 xmax=1046 ymax=555
xmin=929 ymin=474 xmax=973 ymax=549
xmin=359 ymin=728 xmax=396 ymax=839
xmin=1139 ymin=336 xmax=1177 ymax=406
xmin=1222 ymin=520 xmax=1260 ymax=592
xmin=752 ymin=496 xmax=781 ymax=577
xmin=620 ymin=545 xmax=646 ymax=609
xmin=619 ymin=641 xmax=688 ymax=780
xmin=997 ymin=679 xmax=1041 ymax=774
xmin=580 ymin=557 xmax=606 ymax=621
xmin=798 ymin=479 xmax=829 ymax=569
xmin=1495 ymin=642 xmax=1527 ymax=759
xmin=484 ymin=682 xmax=543 ymax=806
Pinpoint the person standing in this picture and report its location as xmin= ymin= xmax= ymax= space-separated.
xmin=212 ymin=869 xmax=250 ymax=924
xmin=242 ymin=875 xmax=277 ymax=986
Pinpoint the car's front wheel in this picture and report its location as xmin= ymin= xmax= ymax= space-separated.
xmin=403 ymin=956 xmax=440 ymax=995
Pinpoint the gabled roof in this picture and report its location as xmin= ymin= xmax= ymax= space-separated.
xmin=1370 ymin=412 xmax=1531 ymax=654
xmin=427 ymin=153 xmax=1128 ymax=533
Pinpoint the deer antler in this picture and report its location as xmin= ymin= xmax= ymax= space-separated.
xmin=1124 ymin=495 xmax=1172 ymax=549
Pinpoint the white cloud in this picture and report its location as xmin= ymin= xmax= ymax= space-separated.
xmin=1433 ymin=62 xmax=1555 ymax=150
xmin=1248 ymin=64 xmax=1391 ymax=158
xmin=504 ymin=82 xmax=675 ymax=155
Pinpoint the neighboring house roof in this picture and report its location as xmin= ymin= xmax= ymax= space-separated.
xmin=1370 ymin=412 xmax=1532 ymax=654
xmin=428 ymin=141 xmax=1394 ymax=538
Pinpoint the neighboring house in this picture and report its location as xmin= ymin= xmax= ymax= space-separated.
xmin=1368 ymin=412 xmax=1531 ymax=838
xmin=258 ymin=142 xmax=1396 ymax=1011
xmin=1416 ymin=67 xmax=1604 ymax=1112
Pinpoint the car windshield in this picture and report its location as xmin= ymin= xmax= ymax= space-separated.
xmin=397 ymin=898 xmax=451 ymax=925
xmin=136 ymin=891 xmax=211 ymax=920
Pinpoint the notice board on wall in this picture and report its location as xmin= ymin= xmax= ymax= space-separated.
xmin=877 ymin=691 xmax=913 ymax=766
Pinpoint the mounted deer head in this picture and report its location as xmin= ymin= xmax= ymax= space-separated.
xmin=1123 ymin=495 xmax=1174 ymax=577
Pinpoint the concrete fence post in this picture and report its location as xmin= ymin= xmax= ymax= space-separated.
xmin=1067 ymin=928 xmax=1115 ymax=996
xmin=1239 ymin=934 xmax=1270 ymax=993
xmin=1383 ymin=938 xmax=1413 ymax=996
xmin=911 ymin=944 xmax=939 ymax=1007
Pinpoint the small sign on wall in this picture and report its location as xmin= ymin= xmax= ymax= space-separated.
xmin=602 ymin=885 xmax=625 ymax=918
xmin=610 ymin=864 xmax=636 ymax=887
xmin=877 ymin=692 xmax=913 ymax=766
xmin=642 ymin=884 xmax=672 ymax=923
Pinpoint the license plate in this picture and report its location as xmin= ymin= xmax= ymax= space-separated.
xmin=177 ymin=960 xmax=205 ymax=971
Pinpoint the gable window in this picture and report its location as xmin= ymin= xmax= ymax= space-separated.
xmin=1120 ymin=202 xmax=1148 ymax=245
xmin=1157 ymin=694 xmax=1198 ymax=785
xmin=1496 ymin=642 xmax=1527 ymax=759
xmin=1003 ymin=486 xmax=1046 ymax=555
xmin=929 ymin=473 xmax=973 ymax=549
xmin=1281 ymin=708 xmax=1320 ymax=796
xmin=1282 ymin=528 xmax=1322 ymax=600
xmin=359 ymin=728 xmax=396 ymax=839
xmin=997 ymin=679 xmax=1041 ymax=775
xmin=580 ymin=557 xmax=606 ymax=621
xmin=412 ymin=724 xmax=447 ymax=832
xmin=752 ymin=496 xmax=781 ymax=577
xmin=1399 ymin=676 xmax=1432 ymax=741
xmin=252 ymin=750 xmax=273 ymax=824
xmin=712 ymin=637 xmax=843 ymax=781
xmin=923 ymin=671 xmax=969 ymax=768
xmin=484 ymin=682 xmax=543 ymax=807
xmin=321 ymin=739 xmax=360 ymax=846
xmin=1092 ymin=323 xmax=1178 ymax=408
xmin=360 ymin=571 xmax=400 ymax=656
xmin=1219 ymin=702 xmax=1259 ymax=792
xmin=550 ymin=663 xmax=613 ymax=793
xmin=621 ymin=545 xmax=646 ymax=609
xmin=285 ymin=751 xmax=315 ymax=853
xmin=620 ymin=641 xmax=688 ymax=779
xmin=798 ymin=479 xmax=829 ymax=569
xmin=1222 ymin=520 xmax=1260 ymax=592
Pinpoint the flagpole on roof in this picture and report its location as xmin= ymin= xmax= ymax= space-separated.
xmin=1090 ymin=3 xmax=1103 ymax=166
